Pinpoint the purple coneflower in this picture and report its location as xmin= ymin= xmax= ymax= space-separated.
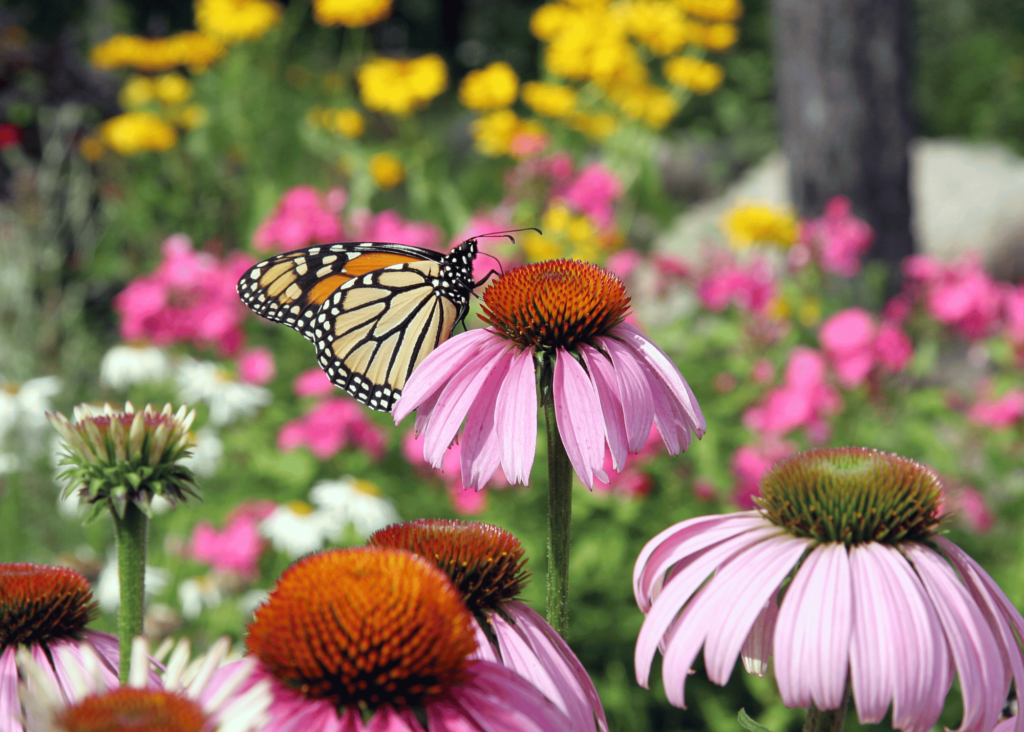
xmin=633 ymin=447 xmax=1024 ymax=732
xmin=17 ymin=636 xmax=269 ymax=732
xmin=234 ymin=547 xmax=571 ymax=731
xmin=393 ymin=259 xmax=704 ymax=490
xmin=0 ymin=563 xmax=137 ymax=731
xmin=369 ymin=519 xmax=607 ymax=732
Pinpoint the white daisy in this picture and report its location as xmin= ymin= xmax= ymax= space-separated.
xmin=0 ymin=375 xmax=62 ymax=473
xmin=258 ymin=500 xmax=338 ymax=558
xmin=175 ymin=358 xmax=271 ymax=426
xmin=178 ymin=575 xmax=224 ymax=620
xmin=180 ymin=426 xmax=224 ymax=477
xmin=98 ymin=345 xmax=171 ymax=391
xmin=18 ymin=637 xmax=269 ymax=732
xmin=309 ymin=476 xmax=400 ymax=539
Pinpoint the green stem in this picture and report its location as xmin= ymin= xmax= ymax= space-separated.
xmin=542 ymin=366 xmax=573 ymax=638
xmin=802 ymin=687 xmax=849 ymax=732
xmin=112 ymin=502 xmax=148 ymax=684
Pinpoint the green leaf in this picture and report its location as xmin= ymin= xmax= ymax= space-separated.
xmin=738 ymin=709 xmax=774 ymax=732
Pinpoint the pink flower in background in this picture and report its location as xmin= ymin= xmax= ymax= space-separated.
xmin=190 ymin=513 xmax=266 ymax=577
xmin=751 ymin=358 xmax=775 ymax=385
xmin=942 ymin=485 xmax=994 ymax=534
xmin=696 ymin=255 xmax=775 ymax=315
xmin=278 ymin=398 xmax=386 ymax=461
xmin=904 ymin=254 xmax=1003 ymax=339
xmin=592 ymin=427 xmax=662 ymax=498
xmin=730 ymin=440 xmax=797 ymax=509
xmin=237 ymin=347 xmax=276 ymax=385
xmin=1003 ymin=286 xmax=1024 ymax=345
xmin=561 ymin=163 xmax=623 ymax=229
xmin=968 ymin=388 xmax=1024 ymax=429
xmin=882 ymin=293 xmax=913 ymax=324
xmin=800 ymin=196 xmax=874 ymax=277
xmin=402 ymin=431 xmax=504 ymax=515
xmin=292 ymin=367 xmax=334 ymax=397
xmin=252 ymin=185 xmax=345 ymax=252
xmin=450 ymin=212 xmax=517 ymax=282
xmin=743 ymin=347 xmax=841 ymax=439
xmin=605 ymin=250 xmax=642 ymax=280
xmin=875 ymin=320 xmax=914 ymax=373
xmin=349 ymin=209 xmax=441 ymax=249
xmin=819 ymin=308 xmax=877 ymax=388
xmin=510 ymin=130 xmax=548 ymax=158
xmin=114 ymin=234 xmax=254 ymax=355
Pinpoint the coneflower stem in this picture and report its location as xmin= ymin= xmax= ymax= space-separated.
xmin=803 ymin=687 xmax=849 ymax=732
xmin=543 ymin=394 xmax=572 ymax=639
xmin=112 ymin=502 xmax=148 ymax=684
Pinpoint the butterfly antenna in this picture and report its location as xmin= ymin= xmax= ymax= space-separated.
xmin=473 ymin=227 xmax=542 ymax=245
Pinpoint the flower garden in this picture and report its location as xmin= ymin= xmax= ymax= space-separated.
xmin=3 ymin=0 xmax=1024 ymax=730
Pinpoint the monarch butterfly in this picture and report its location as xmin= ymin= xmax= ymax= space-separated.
xmin=237 ymin=238 xmax=482 ymax=412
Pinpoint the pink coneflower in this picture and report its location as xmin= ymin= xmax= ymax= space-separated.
xmin=394 ymin=259 xmax=704 ymax=490
xmin=1 ymin=563 xmax=133 ymax=731
xmin=369 ymin=520 xmax=607 ymax=732
xmin=236 ymin=547 xmax=571 ymax=731
xmin=634 ymin=448 xmax=1024 ymax=732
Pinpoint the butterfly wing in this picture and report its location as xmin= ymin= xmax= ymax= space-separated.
xmin=237 ymin=243 xmax=443 ymax=341
xmin=313 ymin=260 xmax=462 ymax=411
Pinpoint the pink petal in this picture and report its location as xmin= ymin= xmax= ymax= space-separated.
xmin=553 ymin=349 xmax=606 ymax=489
xmin=633 ymin=512 xmax=770 ymax=611
xmin=772 ymin=543 xmax=852 ymax=710
xmin=740 ymin=592 xmax=779 ymax=676
xmin=848 ymin=543 xmax=948 ymax=732
xmin=904 ymin=543 xmax=1006 ymax=732
xmin=469 ymin=619 xmax=501 ymax=663
xmin=392 ymin=328 xmax=496 ymax=424
xmin=460 ymin=349 xmax=516 ymax=489
xmin=595 ymin=336 xmax=653 ymax=453
xmin=658 ymin=534 xmax=807 ymax=707
xmin=495 ymin=348 xmax=539 ymax=485
xmin=635 ymin=524 xmax=785 ymax=689
xmin=580 ymin=345 xmax=628 ymax=471
xmin=367 ymin=706 xmax=421 ymax=731
xmin=421 ymin=343 xmax=511 ymax=468
xmin=1 ymin=648 xmax=20 ymax=732
xmin=442 ymin=661 xmax=573 ymax=730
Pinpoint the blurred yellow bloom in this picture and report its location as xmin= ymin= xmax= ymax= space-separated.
xmin=566 ymin=214 xmax=595 ymax=243
xmin=78 ymin=135 xmax=106 ymax=163
xmin=314 ymin=0 xmax=391 ymax=27
xmin=798 ymin=297 xmax=822 ymax=327
xmin=90 ymin=32 xmax=226 ymax=72
xmin=458 ymin=62 xmax=519 ymax=111
xmin=663 ymin=55 xmax=724 ymax=94
xmin=328 ymin=108 xmax=365 ymax=138
xmin=626 ymin=1 xmax=690 ymax=56
xmin=606 ymin=82 xmax=678 ymax=128
xmin=523 ymin=230 xmax=564 ymax=262
xmin=118 ymin=75 xmax=155 ymax=109
xmin=174 ymin=104 xmax=209 ymax=129
xmin=153 ymin=73 xmax=193 ymax=105
xmin=541 ymin=5 xmax=635 ymax=84
xmin=723 ymin=202 xmax=798 ymax=249
xmin=521 ymin=81 xmax=576 ymax=118
xmin=369 ymin=152 xmax=404 ymax=189
xmin=569 ymin=111 xmax=617 ymax=139
xmin=767 ymin=296 xmax=791 ymax=322
xmin=99 ymin=112 xmax=178 ymax=155
xmin=194 ymin=0 xmax=282 ymax=42
xmin=469 ymin=110 xmax=520 ymax=157
xmin=543 ymin=204 xmax=572 ymax=233
xmin=530 ymin=4 xmax=572 ymax=40
xmin=696 ymin=22 xmax=738 ymax=50
xmin=357 ymin=54 xmax=447 ymax=115
xmin=677 ymin=0 xmax=742 ymax=22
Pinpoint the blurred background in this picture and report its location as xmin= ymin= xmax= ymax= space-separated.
xmin=3 ymin=0 xmax=1024 ymax=729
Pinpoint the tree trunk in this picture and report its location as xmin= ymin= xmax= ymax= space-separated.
xmin=772 ymin=0 xmax=916 ymax=270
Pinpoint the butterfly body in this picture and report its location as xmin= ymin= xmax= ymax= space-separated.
xmin=238 ymin=238 xmax=479 ymax=412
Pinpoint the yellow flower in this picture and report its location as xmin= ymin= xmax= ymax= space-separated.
xmin=78 ymin=135 xmax=106 ymax=163
xmin=470 ymin=110 xmax=520 ymax=157
xmin=723 ymin=202 xmax=798 ymax=249
xmin=676 ymin=0 xmax=742 ymax=22
xmin=530 ymin=3 xmax=572 ymax=40
xmin=194 ymin=0 xmax=282 ymax=42
xmin=173 ymin=104 xmax=209 ymax=129
xmin=357 ymin=54 xmax=447 ymax=115
xmin=566 ymin=214 xmax=595 ymax=243
xmin=369 ymin=152 xmax=404 ymax=189
xmin=696 ymin=22 xmax=738 ymax=50
xmin=523 ymin=230 xmax=564 ymax=262
xmin=521 ymin=81 xmax=576 ymax=118
xmin=540 ymin=5 xmax=635 ymax=84
xmin=797 ymin=297 xmax=822 ymax=327
xmin=542 ymin=204 xmax=572 ymax=233
xmin=153 ymin=72 xmax=193 ymax=105
xmin=627 ymin=1 xmax=690 ymax=56
xmin=99 ymin=112 xmax=178 ymax=155
xmin=314 ymin=0 xmax=391 ymax=27
xmin=605 ymin=82 xmax=678 ymax=128
xmin=90 ymin=32 xmax=226 ymax=72
xmin=662 ymin=55 xmax=724 ymax=94
xmin=458 ymin=62 xmax=519 ymax=111
xmin=328 ymin=108 xmax=365 ymax=138
xmin=569 ymin=111 xmax=617 ymax=139
xmin=118 ymin=75 xmax=156 ymax=109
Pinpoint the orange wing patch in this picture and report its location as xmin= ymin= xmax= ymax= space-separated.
xmin=343 ymin=252 xmax=423 ymax=276
xmin=308 ymin=274 xmax=353 ymax=305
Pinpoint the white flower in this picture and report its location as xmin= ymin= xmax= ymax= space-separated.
xmin=175 ymin=358 xmax=271 ymax=426
xmin=178 ymin=575 xmax=224 ymax=619
xmin=180 ymin=427 xmax=223 ymax=477
xmin=0 ymin=375 xmax=62 ymax=473
xmin=96 ymin=553 xmax=169 ymax=612
xmin=99 ymin=345 xmax=171 ymax=390
xmin=310 ymin=476 xmax=399 ymax=539
xmin=238 ymin=589 xmax=269 ymax=619
xmin=259 ymin=500 xmax=338 ymax=558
